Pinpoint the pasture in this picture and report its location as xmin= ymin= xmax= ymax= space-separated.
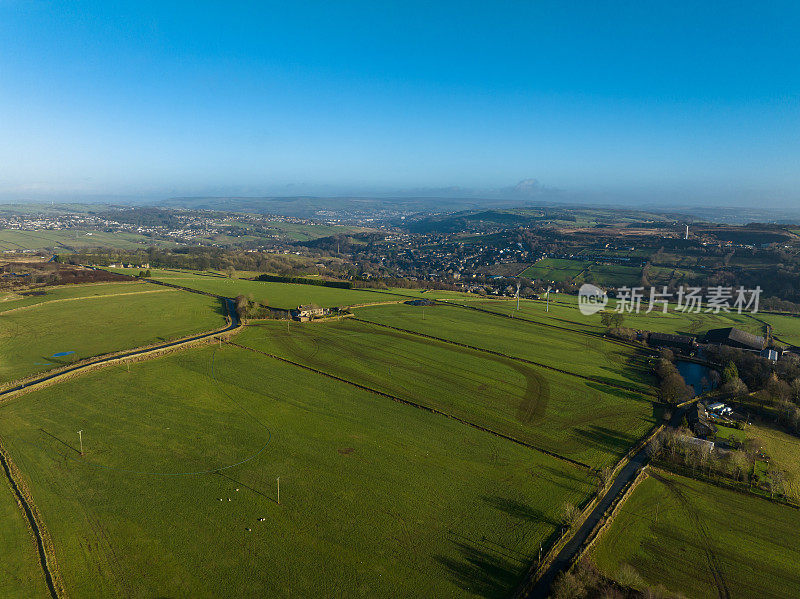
xmin=591 ymin=470 xmax=800 ymax=599
xmin=748 ymin=422 xmax=800 ymax=501
xmin=520 ymin=258 xmax=588 ymax=282
xmin=453 ymin=296 xmax=764 ymax=338
xmin=0 ymin=282 xmax=226 ymax=383
xmin=353 ymin=302 xmax=656 ymax=393
xmin=0 ymin=345 xmax=593 ymax=598
xmin=107 ymin=268 xmax=408 ymax=308
xmin=0 ymin=229 xmax=171 ymax=251
xmin=237 ymin=320 xmax=657 ymax=468
xmin=0 ymin=471 xmax=49 ymax=599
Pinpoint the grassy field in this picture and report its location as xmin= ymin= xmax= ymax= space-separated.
xmin=755 ymin=312 xmax=800 ymax=345
xmin=747 ymin=422 xmax=800 ymax=501
xmin=236 ymin=320 xmax=657 ymax=468
xmin=0 ymin=229 xmax=173 ymax=251
xmin=0 ymin=345 xmax=593 ymax=598
xmin=575 ymin=263 xmax=642 ymax=287
xmin=353 ymin=302 xmax=656 ymax=393
xmin=0 ymin=282 xmax=226 ymax=383
xmin=520 ymin=258 xmax=588 ymax=282
xmin=107 ymin=268 xmax=408 ymax=309
xmin=0 ymin=475 xmax=50 ymax=599
xmin=453 ymin=296 xmax=764 ymax=338
xmin=591 ymin=470 xmax=800 ymax=599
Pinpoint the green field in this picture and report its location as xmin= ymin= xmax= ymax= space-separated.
xmin=0 ymin=282 xmax=226 ymax=383
xmin=748 ymin=422 xmax=800 ymax=501
xmin=575 ymin=263 xmax=642 ymax=287
xmin=453 ymin=297 xmax=764 ymax=338
xmin=353 ymin=302 xmax=656 ymax=393
xmin=237 ymin=320 xmax=656 ymax=468
xmin=0 ymin=229 xmax=173 ymax=251
xmin=0 ymin=345 xmax=593 ymax=597
xmin=520 ymin=258 xmax=588 ymax=282
xmin=107 ymin=268 xmax=408 ymax=309
xmin=591 ymin=470 xmax=800 ymax=599
xmin=0 ymin=473 xmax=49 ymax=598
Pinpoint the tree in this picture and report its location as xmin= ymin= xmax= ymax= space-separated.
xmin=595 ymin=466 xmax=612 ymax=491
xmin=659 ymin=348 xmax=675 ymax=362
xmin=225 ymin=266 xmax=235 ymax=278
xmin=600 ymin=311 xmax=625 ymax=329
xmin=722 ymin=361 xmax=739 ymax=384
xmin=660 ymin=372 xmax=693 ymax=404
xmin=560 ymin=502 xmax=580 ymax=529
xmin=234 ymin=294 xmax=250 ymax=319
xmin=144 ymin=269 xmax=151 ymax=277
xmin=722 ymin=376 xmax=748 ymax=399
xmin=767 ymin=467 xmax=787 ymax=498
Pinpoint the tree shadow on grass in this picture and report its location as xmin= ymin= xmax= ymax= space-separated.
xmin=214 ymin=298 xmax=228 ymax=317
xmin=481 ymin=495 xmax=557 ymax=527
xmin=586 ymin=382 xmax=651 ymax=404
xmin=435 ymin=540 xmax=524 ymax=599
xmin=574 ymin=425 xmax=640 ymax=457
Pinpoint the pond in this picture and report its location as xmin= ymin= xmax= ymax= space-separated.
xmin=676 ymin=360 xmax=716 ymax=396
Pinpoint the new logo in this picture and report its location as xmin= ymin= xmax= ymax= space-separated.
xmin=578 ymin=284 xmax=608 ymax=315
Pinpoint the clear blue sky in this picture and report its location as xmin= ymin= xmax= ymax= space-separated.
xmin=0 ymin=1 xmax=798 ymax=205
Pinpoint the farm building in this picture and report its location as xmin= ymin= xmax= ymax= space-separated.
xmin=647 ymin=332 xmax=697 ymax=352
xmin=290 ymin=304 xmax=327 ymax=321
xmin=703 ymin=327 xmax=765 ymax=351
xmin=760 ymin=348 xmax=779 ymax=362
xmin=687 ymin=402 xmax=718 ymax=439
xmin=405 ymin=299 xmax=436 ymax=307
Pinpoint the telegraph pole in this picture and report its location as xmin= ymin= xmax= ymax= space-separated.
xmin=277 ymin=477 xmax=280 ymax=505
xmin=78 ymin=430 xmax=83 ymax=456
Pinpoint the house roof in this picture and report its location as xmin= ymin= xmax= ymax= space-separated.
xmin=648 ymin=332 xmax=695 ymax=346
xmin=704 ymin=327 xmax=765 ymax=350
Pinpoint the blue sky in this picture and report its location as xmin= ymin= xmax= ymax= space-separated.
xmin=0 ymin=1 xmax=798 ymax=205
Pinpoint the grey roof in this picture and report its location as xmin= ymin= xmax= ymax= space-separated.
xmin=704 ymin=327 xmax=765 ymax=350
xmin=648 ymin=332 xmax=696 ymax=346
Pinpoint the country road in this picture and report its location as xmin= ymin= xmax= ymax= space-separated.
xmin=525 ymin=405 xmax=689 ymax=598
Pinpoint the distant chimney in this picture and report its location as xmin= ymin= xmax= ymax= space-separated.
xmin=684 ymin=224 xmax=689 ymax=240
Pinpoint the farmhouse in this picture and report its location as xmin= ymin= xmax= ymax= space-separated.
xmin=290 ymin=304 xmax=327 ymax=321
xmin=703 ymin=327 xmax=765 ymax=351
xmin=647 ymin=332 xmax=696 ymax=352
xmin=687 ymin=402 xmax=718 ymax=439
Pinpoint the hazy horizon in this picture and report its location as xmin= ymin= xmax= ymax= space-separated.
xmin=1 ymin=2 xmax=798 ymax=207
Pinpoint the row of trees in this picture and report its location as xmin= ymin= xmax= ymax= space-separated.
xmin=649 ymin=428 xmax=789 ymax=499
xmin=653 ymin=351 xmax=694 ymax=404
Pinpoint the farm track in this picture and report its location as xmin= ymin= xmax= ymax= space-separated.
xmin=351 ymin=317 xmax=657 ymax=398
xmin=227 ymin=340 xmax=591 ymax=470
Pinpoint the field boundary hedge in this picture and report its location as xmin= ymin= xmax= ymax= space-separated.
xmin=253 ymin=274 xmax=353 ymax=289
xmin=227 ymin=339 xmax=591 ymax=470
